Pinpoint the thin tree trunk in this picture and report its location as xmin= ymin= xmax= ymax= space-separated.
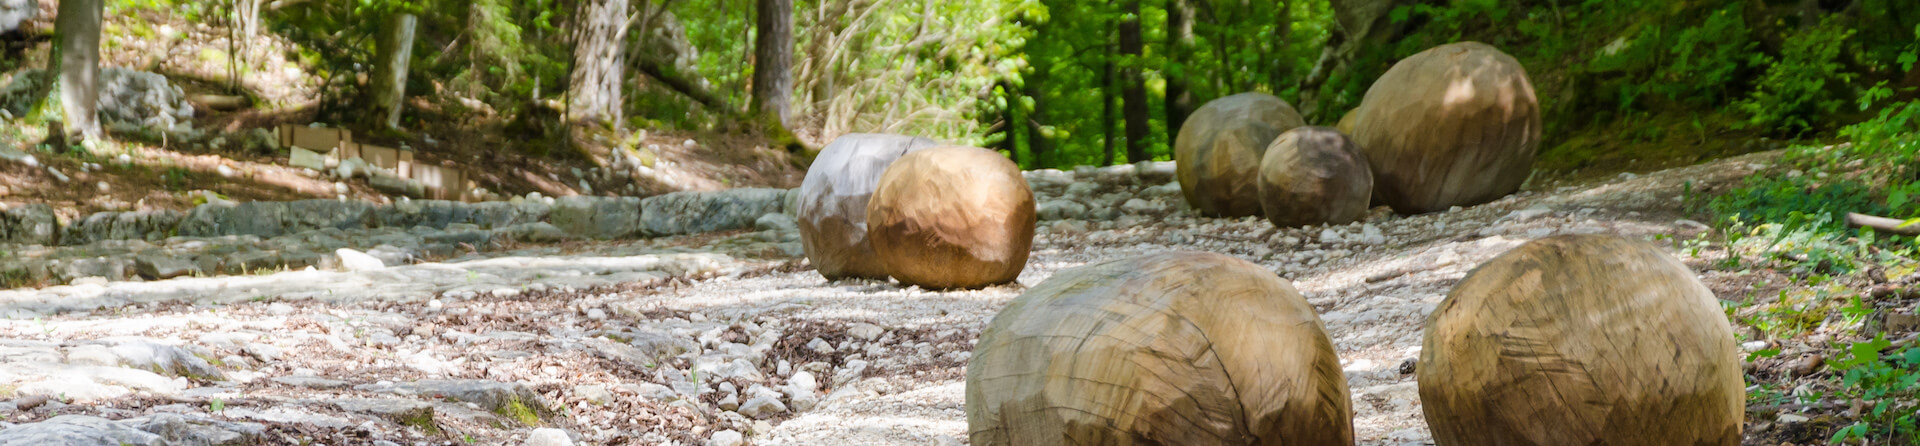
xmin=1023 ymin=63 xmax=1053 ymax=169
xmin=570 ymin=0 xmax=629 ymax=127
xmin=56 ymin=0 xmax=102 ymax=140
xmin=1101 ymin=47 xmax=1116 ymax=166
xmin=751 ymin=0 xmax=793 ymax=126
xmin=1270 ymin=0 xmax=1292 ymax=91
xmin=1164 ymin=0 xmax=1193 ymax=149
xmin=1120 ymin=0 xmax=1149 ymax=163
xmin=370 ymin=13 xmax=417 ymax=130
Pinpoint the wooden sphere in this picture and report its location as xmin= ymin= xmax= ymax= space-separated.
xmin=866 ymin=145 xmax=1034 ymax=289
xmin=797 ymin=133 xmax=938 ymax=280
xmin=1174 ymin=93 xmax=1306 ymax=217
xmin=967 ymin=251 xmax=1353 ymax=446
xmin=1418 ymin=234 xmax=1743 ymax=446
xmin=1258 ymin=126 xmax=1372 ymax=227
xmin=1350 ymin=42 xmax=1540 ymax=214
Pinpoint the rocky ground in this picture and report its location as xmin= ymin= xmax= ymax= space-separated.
xmin=0 ymin=150 xmax=1822 ymax=445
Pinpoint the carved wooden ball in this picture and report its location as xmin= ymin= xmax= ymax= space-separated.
xmin=1418 ymin=234 xmax=1743 ymax=446
xmin=866 ymin=145 xmax=1035 ymax=289
xmin=797 ymin=133 xmax=938 ymax=280
xmin=1174 ymin=93 xmax=1306 ymax=217
xmin=1350 ymin=42 xmax=1540 ymax=214
xmin=1258 ymin=126 xmax=1373 ymax=227
xmin=967 ymin=251 xmax=1353 ymax=445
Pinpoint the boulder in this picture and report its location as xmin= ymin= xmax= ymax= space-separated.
xmin=550 ymin=196 xmax=642 ymax=239
xmin=1174 ymin=92 xmax=1306 ymax=217
xmin=0 ymin=415 xmax=165 ymax=446
xmin=0 ymin=0 xmax=33 ymax=35
xmin=968 ymin=251 xmax=1351 ymax=445
xmin=0 ymin=204 xmax=59 ymax=246
xmin=177 ymin=200 xmax=374 ymax=238
xmin=867 ymin=146 xmax=1034 ymax=289
xmin=60 ymin=210 xmax=183 ymax=245
xmin=1350 ymin=42 xmax=1540 ymax=214
xmin=1257 ymin=126 xmax=1373 ymax=227
xmin=1418 ymin=235 xmax=1742 ymax=445
xmin=796 ymin=133 xmax=937 ymax=280
xmin=640 ymin=188 xmax=789 ymax=237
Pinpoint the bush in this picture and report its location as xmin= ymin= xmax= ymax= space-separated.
xmin=1735 ymin=19 xmax=1855 ymax=134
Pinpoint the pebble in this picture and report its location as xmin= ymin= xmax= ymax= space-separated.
xmin=707 ymin=430 xmax=743 ymax=446
xmin=525 ymin=428 xmax=573 ymax=446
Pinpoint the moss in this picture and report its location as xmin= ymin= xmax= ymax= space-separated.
xmin=494 ymin=398 xmax=543 ymax=426
xmin=397 ymin=407 xmax=442 ymax=436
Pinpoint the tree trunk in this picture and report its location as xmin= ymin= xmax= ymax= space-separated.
xmin=570 ymin=0 xmax=628 ymax=127
xmin=55 ymin=0 xmax=102 ymax=140
xmin=1164 ymin=0 xmax=1193 ymax=151
xmin=1024 ymin=65 xmax=1053 ymax=169
xmin=1270 ymin=0 xmax=1292 ymax=90
xmin=370 ymin=13 xmax=417 ymax=130
xmin=1119 ymin=0 xmax=1149 ymax=164
xmin=752 ymin=0 xmax=793 ymax=126
xmin=1101 ymin=50 xmax=1116 ymax=166
xmin=1300 ymin=0 xmax=1414 ymax=120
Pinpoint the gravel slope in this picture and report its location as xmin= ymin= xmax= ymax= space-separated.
xmin=0 ymin=151 xmax=1779 ymax=445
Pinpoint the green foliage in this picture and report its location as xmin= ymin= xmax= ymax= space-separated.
xmin=1827 ymin=336 xmax=1920 ymax=444
xmin=1736 ymin=19 xmax=1855 ymax=134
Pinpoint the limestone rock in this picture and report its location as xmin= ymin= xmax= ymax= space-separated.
xmin=550 ymin=196 xmax=642 ymax=239
xmin=1257 ymin=126 xmax=1373 ymax=227
xmin=0 ymin=415 xmax=164 ymax=446
xmin=641 ymin=189 xmax=790 ymax=237
xmin=1173 ymin=93 xmax=1306 ymax=217
xmin=867 ymin=146 xmax=1035 ymax=289
xmin=797 ymin=133 xmax=938 ymax=280
xmin=1350 ymin=42 xmax=1541 ymax=213
xmin=0 ymin=204 xmax=58 ymax=246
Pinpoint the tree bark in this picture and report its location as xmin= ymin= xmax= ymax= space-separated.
xmin=370 ymin=13 xmax=417 ymax=130
xmin=1300 ymin=0 xmax=1414 ymax=120
xmin=1023 ymin=64 xmax=1053 ymax=169
xmin=1101 ymin=44 xmax=1116 ymax=166
xmin=1270 ymin=0 xmax=1292 ymax=90
xmin=1119 ymin=0 xmax=1149 ymax=163
xmin=1164 ymin=0 xmax=1193 ymax=150
xmin=570 ymin=0 xmax=629 ymax=127
xmin=752 ymin=0 xmax=793 ymax=126
xmin=55 ymin=0 xmax=102 ymax=139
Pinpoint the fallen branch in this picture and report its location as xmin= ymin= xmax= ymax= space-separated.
xmin=1847 ymin=213 xmax=1920 ymax=236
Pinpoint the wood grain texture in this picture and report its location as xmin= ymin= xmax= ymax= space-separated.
xmin=796 ymin=133 xmax=939 ymax=280
xmin=1350 ymin=42 xmax=1540 ymax=214
xmin=866 ymin=145 xmax=1035 ymax=290
xmin=1418 ymin=234 xmax=1743 ymax=446
xmin=1258 ymin=126 xmax=1373 ymax=228
xmin=1175 ymin=93 xmax=1307 ymax=217
xmin=967 ymin=251 xmax=1353 ymax=446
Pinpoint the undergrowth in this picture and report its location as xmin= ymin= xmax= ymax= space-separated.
xmin=1707 ymin=97 xmax=1920 ymax=443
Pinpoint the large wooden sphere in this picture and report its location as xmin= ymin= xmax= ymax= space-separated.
xmin=1418 ymin=234 xmax=1743 ymax=446
xmin=1350 ymin=42 xmax=1540 ymax=214
xmin=1258 ymin=126 xmax=1372 ymax=227
xmin=797 ymin=133 xmax=938 ymax=280
xmin=968 ymin=251 xmax=1352 ymax=445
xmin=866 ymin=145 xmax=1035 ymax=289
xmin=1175 ymin=93 xmax=1306 ymax=217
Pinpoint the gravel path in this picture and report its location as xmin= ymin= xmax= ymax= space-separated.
xmin=0 ymin=151 xmax=1780 ymax=445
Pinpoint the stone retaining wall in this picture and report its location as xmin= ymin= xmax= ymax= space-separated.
xmin=0 ymin=162 xmax=1184 ymax=287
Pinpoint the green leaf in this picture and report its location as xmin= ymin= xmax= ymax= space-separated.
xmin=1388 ymin=5 xmax=1412 ymax=24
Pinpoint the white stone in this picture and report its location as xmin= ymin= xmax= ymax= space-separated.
xmin=334 ymin=248 xmax=385 ymax=271
xmin=525 ymin=428 xmax=573 ymax=446
xmin=847 ymin=323 xmax=884 ymax=341
xmin=706 ymin=430 xmax=743 ymax=446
